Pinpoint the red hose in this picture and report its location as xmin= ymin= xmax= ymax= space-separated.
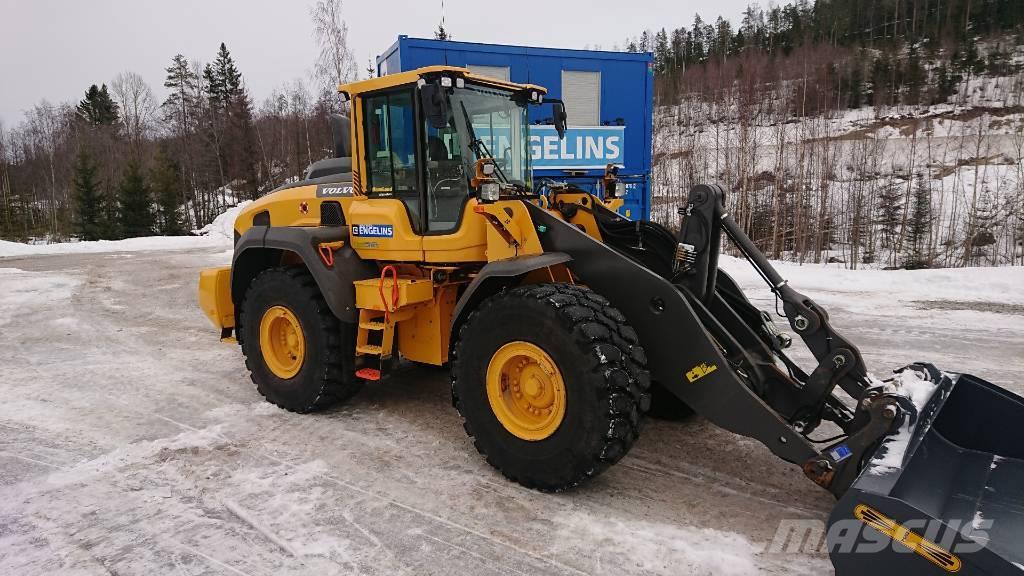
xmin=378 ymin=265 xmax=399 ymax=323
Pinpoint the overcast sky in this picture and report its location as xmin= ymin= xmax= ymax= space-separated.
xmin=0 ymin=0 xmax=752 ymax=126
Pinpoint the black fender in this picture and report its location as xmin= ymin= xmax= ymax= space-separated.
xmin=450 ymin=252 xmax=573 ymax=337
xmin=232 ymin=225 xmax=377 ymax=323
xmin=526 ymin=202 xmax=818 ymax=465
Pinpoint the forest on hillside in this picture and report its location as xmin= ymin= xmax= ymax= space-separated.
xmin=0 ymin=0 xmax=357 ymax=243
xmin=625 ymin=0 xmax=1024 ymax=267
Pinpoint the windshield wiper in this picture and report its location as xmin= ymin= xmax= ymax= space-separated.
xmin=458 ymin=100 xmax=510 ymax=184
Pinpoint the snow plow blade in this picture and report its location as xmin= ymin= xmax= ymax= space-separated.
xmin=829 ymin=367 xmax=1024 ymax=575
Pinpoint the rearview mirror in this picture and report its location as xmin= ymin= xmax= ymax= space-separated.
xmin=552 ymin=102 xmax=567 ymax=140
xmin=420 ymin=82 xmax=450 ymax=130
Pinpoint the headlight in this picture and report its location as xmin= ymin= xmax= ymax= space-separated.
xmin=440 ymin=76 xmax=452 ymax=88
xmin=480 ymin=182 xmax=500 ymax=202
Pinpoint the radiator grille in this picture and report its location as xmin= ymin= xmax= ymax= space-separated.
xmin=320 ymin=201 xmax=345 ymax=226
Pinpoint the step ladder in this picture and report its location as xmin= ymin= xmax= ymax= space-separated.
xmin=353 ymin=266 xmax=433 ymax=381
xmin=355 ymin=311 xmax=393 ymax=381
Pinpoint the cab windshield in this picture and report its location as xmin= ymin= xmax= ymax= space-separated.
xmin=453 ymin=85 xmax=532 ymax=188
xmin=422 ymin=83 xmax=532 ymax=232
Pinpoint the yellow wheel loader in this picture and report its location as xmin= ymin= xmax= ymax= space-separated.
xmin=199 ymin=66 xmax=1024 ymax=575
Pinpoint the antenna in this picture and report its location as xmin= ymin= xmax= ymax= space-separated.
xmin=435 ymin=0 xmax=449 ymax=41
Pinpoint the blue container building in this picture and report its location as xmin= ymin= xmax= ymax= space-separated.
xmin=377 ymin=36 xmax=655 ymax=220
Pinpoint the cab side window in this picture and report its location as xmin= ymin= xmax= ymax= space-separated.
xmin=364 ymin=90 xmax=420 ymax=229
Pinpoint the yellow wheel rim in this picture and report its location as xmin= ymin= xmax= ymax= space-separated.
xmin=259 ymin=306 xmax=305 ymax=379
xmin=486 ymin=341 xmax=566 ymax=441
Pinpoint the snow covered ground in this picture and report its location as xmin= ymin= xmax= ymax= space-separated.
xmin=0 ymin=241 xmax=1021 ymax=575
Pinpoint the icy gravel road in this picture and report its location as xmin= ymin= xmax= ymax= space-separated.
xmin=1 ymin=247 xmax=1021 ymax=576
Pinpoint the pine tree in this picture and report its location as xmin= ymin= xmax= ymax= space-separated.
xmin=72 ymin=151 xmax=105 ymax=241
xmin=904 ymin=43 xmax=925 ymax=106
xmin=229 ymin=87 xmax=262 ymax=201
xmin=870 ymin=55 xmax=892 ymax=107
xmin=163 ymin=55 xmax=197 ymax=116
xmin=206 ymin=43 xmax=243 ymax=112
xmin=848 ymin=59 xmax=864 ymax=108
xmin=434 ymin=22 xmax=449 ymax=40
xmin=904 ymin=177 xmax=933 ymax=269
xmin=965 ymin=187 xmax=998 ymax=265
xmin=100 ymin=188 xmax=120 ymax=240
xmin=654 ymin=28 xmax=670 ymax=73
xmin=151 ymin=151 xmax=185 ymax=235
xmin=117 ymin=162 xmax=154 ymax=238
xmin=77 ymin=84 xmax=120 ymax=126
xmin=876 ymin=182 xmax=903 ymax=260
xmin=931 ymin=64 xmax=960 ymax=104
xmin=639 ymin=30 xmax=652 ymax=52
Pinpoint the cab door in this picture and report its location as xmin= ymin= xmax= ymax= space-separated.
xmin=350 ymin=83 xmax=488 ymax=264
xmin=421 ymin=114 xmax=488 ymax=263
xmin=348 ymin=88 xmax=424 ymax=261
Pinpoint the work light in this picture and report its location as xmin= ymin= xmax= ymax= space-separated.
xmin=480 ymin=182 xmax=500 ymax=202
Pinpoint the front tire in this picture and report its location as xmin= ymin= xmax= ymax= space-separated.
xmin=452 ymin=283 xmax=650 ymax=491
xmin=239 ymin=266 xmax=361 ymax=413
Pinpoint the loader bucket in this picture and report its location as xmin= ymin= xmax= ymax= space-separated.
xmin=829 ymin=367 xmax=1024 ymax=575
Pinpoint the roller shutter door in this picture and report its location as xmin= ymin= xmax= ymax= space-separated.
xmin=561 ymin=70 xmax=600 ymax=126
xmin=466 ymin=65 xmax=510 ymax=82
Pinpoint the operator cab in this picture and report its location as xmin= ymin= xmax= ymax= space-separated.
xmin=344 ymin=67 xmax=560 ymax=237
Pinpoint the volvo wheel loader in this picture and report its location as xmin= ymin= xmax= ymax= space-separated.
xmin=199 ymin=66 xmax=1024 ymax=575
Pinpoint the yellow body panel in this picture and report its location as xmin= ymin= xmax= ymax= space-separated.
xmin=235 ymin=184 xmax=342 ymax=235
xmin=198 ymin=266 xmax=234 ymax=331
xmin=475 ymin=200 xmax=545 ymax=261
xmin=398 ymin=284 xmax=459 ymax=365
xmin=353 ymin=277 xmax=434 ymax=311
xmin=422 ymin=199 xmax=488 ymax=263
xmin=347 ymin=198 xmax=424 ymax=261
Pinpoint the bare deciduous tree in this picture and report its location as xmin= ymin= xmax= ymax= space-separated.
xmin=310 ymin=0 xmax=356 ymax=105
xmin=111 ymin=71 xmax=156 ymax=152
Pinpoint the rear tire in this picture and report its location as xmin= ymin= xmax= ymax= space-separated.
xmin=239 ymin=266 xmax=361 ymax=413
xmin=452 ymin=283 xmax=650 ymax=491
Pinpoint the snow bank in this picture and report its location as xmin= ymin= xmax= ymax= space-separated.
xmin=195 ymin=201 xmax=250 ymax=241
xmin=0 ymin=203 xmax=248 ymax=258
xmin=718 ymin=254 xmax=1024 ymax=306
xmin=0 ymin=236 xmax=222 ymax=258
